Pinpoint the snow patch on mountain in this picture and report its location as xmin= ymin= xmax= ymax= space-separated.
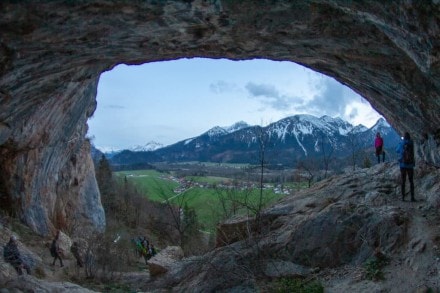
xmin=351 ymin=124 xmax=369 ymax=133
xmin=206 ymin=121 xmax=251 ymax=138
xmin=184 ymin=138 xmax=194 ymax=145
xmin=338 ymin=126 xmax=352 ymax=135
xmin=225 ymin=121 xmax=250 ymax=133
xmin=206 ymin=126 xmax=228 ymax=137
xmin=95 ymin=146 xmax=122 ymax=154
xmin=130 ymin=141 xmax=164 ymax=152
xmin=272 ymin=121 xmax=290 ymax=141
xmin=293 ymin=129 xmax=308 ymax=156
xmin=370 ymin=118 xmax=390 ymax=132
xmin=314 ymin=139 xmax=320 ymax=152
xmin=283 ymin=114 xmax=356 ymax=137
xmin=296 ymin=123 xmax=314 ymax=135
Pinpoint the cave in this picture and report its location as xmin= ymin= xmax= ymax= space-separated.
xmin=0 ymin=1 xmax=439 ymax=235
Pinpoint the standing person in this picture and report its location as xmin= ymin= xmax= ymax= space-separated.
xmin=70 ymin=242 xmax=83 ymax=267
xmin=50 ymin=230 xmax=64 ymax=267
xmin=3 ymin=235 xmax=31 ymax=275
xmin=375 ymin=132 xmax=385 ymax=163
xmin=149 ymin=244 xmax=157 ymax=257
xmin=396 ymin=132 xmax=415 ymax=201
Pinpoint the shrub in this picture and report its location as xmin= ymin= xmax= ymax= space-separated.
xmin=363 ymin=156 xmax=372 ymax=168
xmin=364 ymin=256 xmax=389 ymax=281
xmin=275 ymin=278 xmax=324 ymax=293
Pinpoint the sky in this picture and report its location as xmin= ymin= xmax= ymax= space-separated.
xmin=87 ymin=58 xmax=383 ymax=152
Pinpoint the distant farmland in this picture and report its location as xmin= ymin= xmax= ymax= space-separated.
xmin=115 ymin=169 xmax=288 ymax=232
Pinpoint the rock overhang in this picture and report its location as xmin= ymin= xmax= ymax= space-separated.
xmin=0 ymin=0 xmax=439 ymax=234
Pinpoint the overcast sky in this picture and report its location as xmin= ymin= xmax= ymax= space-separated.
xmin=87 ymin=58 xmax=383 ymax=152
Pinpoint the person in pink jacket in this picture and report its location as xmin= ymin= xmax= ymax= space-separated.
xmin=374 ymin=132 xmax=385 ymax=163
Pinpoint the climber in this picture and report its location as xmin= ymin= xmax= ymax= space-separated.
xmin=3 ymin=235 xmax=31 ymax=275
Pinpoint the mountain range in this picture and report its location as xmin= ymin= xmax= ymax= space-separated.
xmin=103 ymin=115 xmax=401 ymax=168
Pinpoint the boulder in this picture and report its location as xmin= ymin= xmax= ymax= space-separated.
xmin=57 ymin=231 xmax=72 ymax=258
xmin=147 ymin=246 xmax=184 ymax=277
xmin=216 ymin=216 xmax=256 ymax=247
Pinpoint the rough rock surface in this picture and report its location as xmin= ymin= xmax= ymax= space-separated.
xmin=0 ymin=163 xmax=439 ymax=292
xmin=141 ymin=163 xmax=440 ymax=292
xmin=0 ymin=0 xmax=439 ymax=236
xmin=3 ymin=275 xmax=97 ymax=293
xmin=1 ymin=227 xmax=42 ymax=286
xmin=148 ymin=246 xmax=184 ymax=277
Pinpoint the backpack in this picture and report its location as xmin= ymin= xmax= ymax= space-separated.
xmin=3 ymin=245 xmax=9 ymax=260
xmin=402 ymin=142 xmax=414 ymax=164
xmin=50 ymin=240 xmax=57 ymax=257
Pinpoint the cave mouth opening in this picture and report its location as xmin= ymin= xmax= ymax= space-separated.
xmin=87 ymin=57 xmax=382 ymax=153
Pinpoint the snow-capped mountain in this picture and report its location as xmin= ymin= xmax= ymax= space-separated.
xmin=351 ymin=124 xmax=369 ymax=134
xmin=370 ymin=118 xmax=394 ymax=136
xmin=110 ymin=115 xmax=400 ymax=167
xmin=224 ymin=121 xmax=250 ymax=133
xmin=130 ymin=141 xmax=164 ymax=152
xmin=205 ymin=121 xmax=251 ymax=138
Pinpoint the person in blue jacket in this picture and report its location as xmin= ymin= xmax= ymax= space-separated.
xmin=396 ymin=132 xmax=415 ymax=201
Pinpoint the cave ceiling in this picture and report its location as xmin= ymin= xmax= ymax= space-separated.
xmin=0 ymin=0 xmax=439 ymax=234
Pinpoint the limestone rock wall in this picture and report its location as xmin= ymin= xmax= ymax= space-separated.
xmin=0 ymin=0 xmax=439 ymax=234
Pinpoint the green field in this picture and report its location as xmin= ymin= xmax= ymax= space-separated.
xmin=116 ymin=169 xmax=178 ymax=201
xmin=115 ymin=169 xmax=287 ymax=232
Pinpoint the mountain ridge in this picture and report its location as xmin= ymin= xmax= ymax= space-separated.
xmin=107 ymin=115 xmax=401 ymax=167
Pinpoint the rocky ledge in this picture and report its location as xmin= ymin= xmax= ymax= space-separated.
xmin=140 ymin=163 xmax=440 ymax=292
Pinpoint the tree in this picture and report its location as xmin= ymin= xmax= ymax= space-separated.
xmin=95 ymin=155 xmax=116 ymax=213
xmin=255 ymin=126 xmax=268 ymax=230
xmin=319 ymin=134 xmax=334 ymax=178
xmin=157 ymin=180 xmax=201 ymax=251
xmin=363 ymin=156 xmax=372 ymax=168
xmin=296 ymin=159 xmax=317 ymax=188
xmin=96 ymin=155 xmax=113 ymax=196
xmin=347 ymin=130 xmax=362 ymax=171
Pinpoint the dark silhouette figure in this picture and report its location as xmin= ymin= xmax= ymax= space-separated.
xmin=149 ymin=244 xmax=157 ymax=257
xmin=50 ymin=230 xmax=64 ymax=267
xmin=70 ymin=242 xmax=83 ymax=267
xmin=375 ymin=132 xmax=385 ymax=163
xmin=396 ymin=132 xmax=415 ymax=201
xmin=3 ymin=235 xmax=31 ymax=275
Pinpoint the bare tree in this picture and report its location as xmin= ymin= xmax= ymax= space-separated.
xmin=212 ymin=180 xmax=244 ymax=221
xmin=156 ymin=180 xmax=200 ymax=252
xmin=319 ymin=134 xmax=334 ymax=178
xmin=347 ymin=130 xmax=362 ymax=171
xmin=296 ymin=159 xmax=317 ymax=188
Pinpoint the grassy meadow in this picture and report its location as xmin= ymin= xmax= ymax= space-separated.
xmin=115 ymin=169 xmax=287 ymax=232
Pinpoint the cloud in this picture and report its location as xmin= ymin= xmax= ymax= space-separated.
xmin=348 ymin=107 xmax=358 ymax=120
xmin=246 ymin=82 xmax=280 ymax=98
xmin=298 ymin=78 xmax=382 ymax=127
xmin=209 ymin=81 xmax=239 ymax=94
xmin=301 ymin=78 xmax=354 ymax=116
xmin=245 ymin=82 xmax=303 ymax=111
